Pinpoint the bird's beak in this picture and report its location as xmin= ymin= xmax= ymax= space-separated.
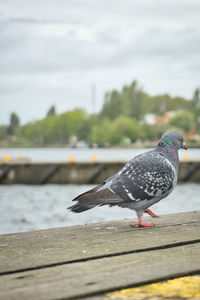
xmin=182 ymin=142 xmax=187 ymax=150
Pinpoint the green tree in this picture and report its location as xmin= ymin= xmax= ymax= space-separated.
xmin=192 ymin=88 xmax=200 ymax=108
xmin=20 ymin=109 xmax=86 ymax=145
xmin=100 ymin=90 xmax=122 ymax=120
xmin=76 ymin=115 xmax=98 ymax=143
xmin=111 ymin=116 xmax=142 ymax=143
xmin=168 ymin=110 xmax=194 ymax=133
xmin=0 ymin=125 xmax=8 ymax=140
xmin=17 ymin=80 xmax=195 ymax=146
xmin=121 ymin=81 xmax=143 ymax=120
xmin=140 ymin=123 xmax=158 ymax=141
xmin=54 ymin=109 xmax=86 ymax=143
xmin=100 ymin=80 xmax=191 ymax=123
xmin=46 ymin=105 xmax=56 ymax=117
xmin=89 ymin=116 xmax=143 ymax=146
xmin=7 ymin=112 xmax=20 ymax=135
xmin=89 ymin=119 xmax=114 ymax=146
xmin=191 ymin=88 xmax=200 ymax=132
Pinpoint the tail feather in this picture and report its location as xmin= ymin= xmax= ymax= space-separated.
xmin=68 ymin=184 xmax=122 ymax=213
xmin=68 ymin=203 xmax=95 ymax=213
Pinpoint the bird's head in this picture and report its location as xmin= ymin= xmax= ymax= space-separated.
xmin=157 ymin=131 xmax=187 ymax=150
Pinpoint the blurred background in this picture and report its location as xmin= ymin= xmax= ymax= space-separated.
xmin=0 ymin=0 xmax=200 ymax=234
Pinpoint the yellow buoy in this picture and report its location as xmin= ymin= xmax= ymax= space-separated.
xmin=92 ymin=154 xmax=98 ymax=162
xmin=183 ymin=152 xmax=189 ymax=160
xmin=18 ymin=153 xmax=23 ymax=159
xmin=69 ymin=155 xmax=75 ymax=163
xmin=3 ymin=155 xmax=11 ymax=163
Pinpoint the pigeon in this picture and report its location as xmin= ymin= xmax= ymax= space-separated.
xmin=68 ymin=131 xmax=187 ymax=227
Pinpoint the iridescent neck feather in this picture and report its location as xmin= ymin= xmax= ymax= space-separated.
xmin=156 ymin=138 xmax=178 ymax=160
xmin=156 ymin=145 xmax=178 ymax=160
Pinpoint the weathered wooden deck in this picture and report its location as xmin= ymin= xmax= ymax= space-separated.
xmin=0 ymin=211 xmax=200 ymax=299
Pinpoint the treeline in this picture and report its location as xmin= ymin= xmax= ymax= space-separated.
xmin=101 ymin=81 xmax=191 ymax=120
xmin=1 ymin=81 xmax=200 ymax=147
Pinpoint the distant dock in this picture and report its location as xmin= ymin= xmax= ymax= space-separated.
xmin=0 ymin=160 xmax=200 ymax=184
xmin=0 ymin=211 xmax=199 ymax=299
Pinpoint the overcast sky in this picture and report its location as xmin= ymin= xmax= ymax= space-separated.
xmin=0 ymin=0 xmax=200 ymax=124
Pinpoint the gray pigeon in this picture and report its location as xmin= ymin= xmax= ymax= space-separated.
xmin=68 ymin=131 xmax=187 ymax=227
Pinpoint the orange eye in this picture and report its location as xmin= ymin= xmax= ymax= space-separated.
xmin=177 ymin=137 xmax=181 ymax=141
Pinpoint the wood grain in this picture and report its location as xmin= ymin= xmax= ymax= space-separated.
xmin=0 ymin=244 xmax=199 ymax=300
xmin=0 ymin=211 xmax=199 ymax=300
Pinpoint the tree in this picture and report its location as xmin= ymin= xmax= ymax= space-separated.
xmin=46 ymin=105 xmax=56 ymax=117
xmin=89 ymin=116 xmax=143 ymax=146
xmin=191 ymin=88 xmax=200 ymax=132
xmin=111 ymin=115 xmax=142 ymax=143
xmin=0 ymin=125 xmax=8 ymax=140
xmin=17 ymin=80 xmax=196 ymax=146
xmin=89 ymin=119 xmax=113 ymax=146
xmin=192 ymin=88 xmax=200 ymax=108
xmin=20 ymin=109 xmax=86 ymax=145
xmin=100 ymin=90 xmax=122 ymax=120
xmin=168 ymin=110 xmax=194 ymax=133
xmin=121 ymin=81 xmax=142 ymax=120
xmin=100 ymin=80 xmax=191 ymax=124
xmin=7 ymin=112 xmax=20 ymax=135
xmin=76 ymin=115 xmax=97 ymax=143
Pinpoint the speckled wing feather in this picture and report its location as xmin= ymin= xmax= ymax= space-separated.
xmin=109 ymin=151 xmax=176 ymax=205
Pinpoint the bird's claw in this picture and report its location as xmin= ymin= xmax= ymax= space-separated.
xmin=131 ymin=218 xmax=154 ymax=227
xmin=144 ymin=208 xmax=159 ymax=218
xmin=131 ymin=222 xmax=154 ymax=227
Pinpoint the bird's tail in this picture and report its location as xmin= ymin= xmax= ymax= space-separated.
xmin=68 ymin=184 xmax=121 ymax=213
xmin=68 ymin=202 xmax=95 ymax=213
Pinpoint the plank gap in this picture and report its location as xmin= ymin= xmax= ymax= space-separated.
xmin=58 ymin=270 xmax=200 ymax=300
xmin=1 ymin=238 xmax=199 ymax=277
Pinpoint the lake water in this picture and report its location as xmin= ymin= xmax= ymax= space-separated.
xmin=0 ymin=147 xmax=199 ymax=162
xmin=0 ymin=148 xmax=199 ymax=234
xmin=0 ymin=183 xmax=200 ymax=235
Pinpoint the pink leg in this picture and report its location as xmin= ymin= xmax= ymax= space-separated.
xmin=144 ymin=208 xmax=159 ymax=218
xmin=132 ymin=218 xmax=154 ymax=227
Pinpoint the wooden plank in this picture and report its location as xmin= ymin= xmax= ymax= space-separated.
xmin=105 ymin=276 xmax=200 ymax=300
xmin=0 ymin=211 xmax=199 ymax=274
xmin=0 ymin=243 xmax=199 ymax=300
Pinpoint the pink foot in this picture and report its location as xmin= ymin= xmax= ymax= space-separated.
xmin=144 ymin=208 xmax=159 ymax=218
xmin=132 ymin=218 xmax=154 ymax=227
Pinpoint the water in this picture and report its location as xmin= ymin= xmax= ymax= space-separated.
xmin=0 ymin=147 xmax=200 ymax=234
xmin=0 ymin=183 xmax=199 ymax=235
xmin=0 ymin=147 xmax=199 ymax=162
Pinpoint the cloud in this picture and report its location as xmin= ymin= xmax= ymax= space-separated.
xmin=0 ymin=0 xmax=200 ymax=124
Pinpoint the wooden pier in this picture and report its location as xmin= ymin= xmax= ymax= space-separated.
xmin=0 ymin=160 xmax=200 ymax=184
xmin=0 ymin=211 xmax=200 ymax=299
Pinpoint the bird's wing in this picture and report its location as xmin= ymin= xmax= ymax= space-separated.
xmin=69 ymin=151 xmax=176 ymax=213
xmin=109 ymin=151 xmax=176 ymax=203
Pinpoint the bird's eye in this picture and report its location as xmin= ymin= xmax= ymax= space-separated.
xmin=177 ymin=137 xmax=181 ymax=141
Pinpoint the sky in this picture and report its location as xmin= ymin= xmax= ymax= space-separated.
xmin=0 ymin=0 xmax=200 ymax=124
